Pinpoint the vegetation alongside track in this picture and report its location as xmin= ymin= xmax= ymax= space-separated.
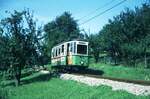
xmin=0 ymin=63 xmax=150 ymax=99
xmin=45 ymin=62 xmax=150 ymax=81
xmin=4 ymin=72 xmax=150 ymax=99
xmin=89 ymin=63 xmax=150 ymax=81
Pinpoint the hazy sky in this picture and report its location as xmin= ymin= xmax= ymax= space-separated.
xmin=0 ymin=0 xmax=146 ymax=33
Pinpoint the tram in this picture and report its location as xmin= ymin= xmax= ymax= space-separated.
xmin=51 ymin=40 xmax=89 ymax=69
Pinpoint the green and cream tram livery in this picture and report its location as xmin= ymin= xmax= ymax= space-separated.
xmin=51 ymin=40 xmax=89 ymax=68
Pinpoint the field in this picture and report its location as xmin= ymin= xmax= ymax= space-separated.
xmin=5 ymin=72 xmax=150 ymax=99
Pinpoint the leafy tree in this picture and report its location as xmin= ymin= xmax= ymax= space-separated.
xmin=98 ymin=3 xmax=150 ymax=67
xmin=0 ymin=9 xmax=42 ymax=86
xmin=44 ymin=12 xmax=82 ymax=61
xmin=87 ymin=34 xmax=101 ymax=63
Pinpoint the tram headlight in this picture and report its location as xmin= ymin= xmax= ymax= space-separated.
xmin=81 ymin=61 xmax=84 ymax=65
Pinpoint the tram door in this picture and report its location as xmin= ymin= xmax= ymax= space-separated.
xmin=66 ymin=43 xmax=72 ymax=65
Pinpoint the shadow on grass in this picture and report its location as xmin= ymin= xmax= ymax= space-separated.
xmin=4 ymin=66 xmax=104 ymax=87
xmin=21 ymin=71 xmax=34 ymax=78
xmin=70 ymin=67 xmax=104 ymax=75
xmin=3 ymin=72 xmax=53 ymax=87
xmin=21 ymin=73 xmax=52 ymax=85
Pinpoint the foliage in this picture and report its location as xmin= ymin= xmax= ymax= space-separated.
xmin=0 ymin=9 xmax=43 ymax=86
xmin=90 ymin=63 xmax=150 ymax=81
xmin=98 ymin=3 xmax=150 ymax=67
xmin=0 ymin=76 xmax=8 ymax=99
xmin=0 ymin=88 xmax=8 ymax=99
xmin=87 ymin=34 xmax=101 ymax=63
xmin=44 ymin=12 xmax=83 ymax=61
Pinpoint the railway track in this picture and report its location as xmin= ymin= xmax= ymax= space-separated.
xmin=70 ymin=72 xmax=150 ymax=86
xmin=51 ymin=66 xmax=150 ymax=86
xmin=58 ymin=68 xmax=150 ymax=86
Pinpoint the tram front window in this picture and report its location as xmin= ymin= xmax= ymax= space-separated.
xmin=77 ymin=45 xmax=87 ymax=54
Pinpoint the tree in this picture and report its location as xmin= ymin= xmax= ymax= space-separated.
xmin=98 ymin=3 xmax=150 ymax=67
xmin=86 ymin=34 xmax=101 ymax=63
xmin=0 ymin=26 xmax=10 ymax=70
xmin=0 ymin=9 xmax=42 ymax=86
xmin=44 ymin=12 xmax=82 ymax=61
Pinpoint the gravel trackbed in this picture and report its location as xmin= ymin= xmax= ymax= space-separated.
xmin=60 ymin=73 xmax=150 ymax=96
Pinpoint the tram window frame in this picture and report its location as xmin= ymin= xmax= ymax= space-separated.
xmin=77 ymin=44 xmax=87 ymax=55
xmin=58 ymin=47 xmax=60 ymax=56
xmin=55 ymin=48 xmax=57 ymax=57
xmin=70 ymin=42 xmax=73 ymax=53
xmin=51 ymin=49 xmax=53 ymax=58
xmin=53 ymin=48 xmax=55 ymax=57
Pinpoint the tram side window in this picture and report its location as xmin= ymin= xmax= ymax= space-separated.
xmin=70 ymin=43 xmax=72 ymax=52
xmin=77 ymin=45 xmax=87 ymax=54
xmin=52 ymin=49 xmax=55 ymax=58
xmin=53 ymin=49 xmax=56 ymax=57
xmin=74 ymin=42 xmax=76 ymax=53
xmin=57 ymin=48 xmax=60 ymax=56
xmin=67 ymin=43 xmax=70 ymax=53
xmin=62 ymin=45 xmax=64 ymax=55
xmin=70 ymin=42 xmax=74 ymax=53
xmin=56 ymin=49 xmax=57 ymax=57
xmin=53 ymin=50 xmax=54 ymax=58
xmin=56 ymin=48 xmax=58 ymax=57
xmin=58 ymin=48 xmax=61 ymax=56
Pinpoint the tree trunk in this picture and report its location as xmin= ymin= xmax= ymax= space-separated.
xmin=15 ymin=65 xmax=21 ymax=86
xmin=144 ymin=52 xmax=147 ymax=68
xmin=94 ymin=54 xmax=99 ymax=63
xmin=114 ymin=55 xmax=117 ymax=65
xmin=95 ymin=57 xmax=98 ymax=63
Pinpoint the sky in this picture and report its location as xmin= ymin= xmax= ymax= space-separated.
xmin=0 ymin=0 xmax=147 ymax=34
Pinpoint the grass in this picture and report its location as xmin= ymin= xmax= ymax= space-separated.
xmin=45 ymin=62 xmax=150 ymax=81
xmin=1 ymin=63 xmax=150 ymax=99
xmin=6 ymin=72 xmax=150 ymax=99
xmin=89 ymin=63 xmax=150 ymax=81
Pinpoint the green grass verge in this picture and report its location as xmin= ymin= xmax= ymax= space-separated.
xmin=4 ymin=72 xmax=150 ymax=99
xmin=45 ymin=63 xmax=150 ymax=81
xmin=89 ymin=63 xmax=150 ymax=81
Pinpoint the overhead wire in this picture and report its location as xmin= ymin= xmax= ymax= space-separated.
xmin=79 ymin=0 xmax=127 ymax=25
xmin=78 ymin=0 xmax=115 ymax=21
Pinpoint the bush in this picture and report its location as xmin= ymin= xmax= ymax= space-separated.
xmin=0 ymin=73 xmax=9 ymax=99
xmin=0 ymin=87 xmax=8 ymax=99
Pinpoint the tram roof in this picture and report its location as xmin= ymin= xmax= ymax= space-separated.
xmin=52 ymin=40 xmax=88 ymax=49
